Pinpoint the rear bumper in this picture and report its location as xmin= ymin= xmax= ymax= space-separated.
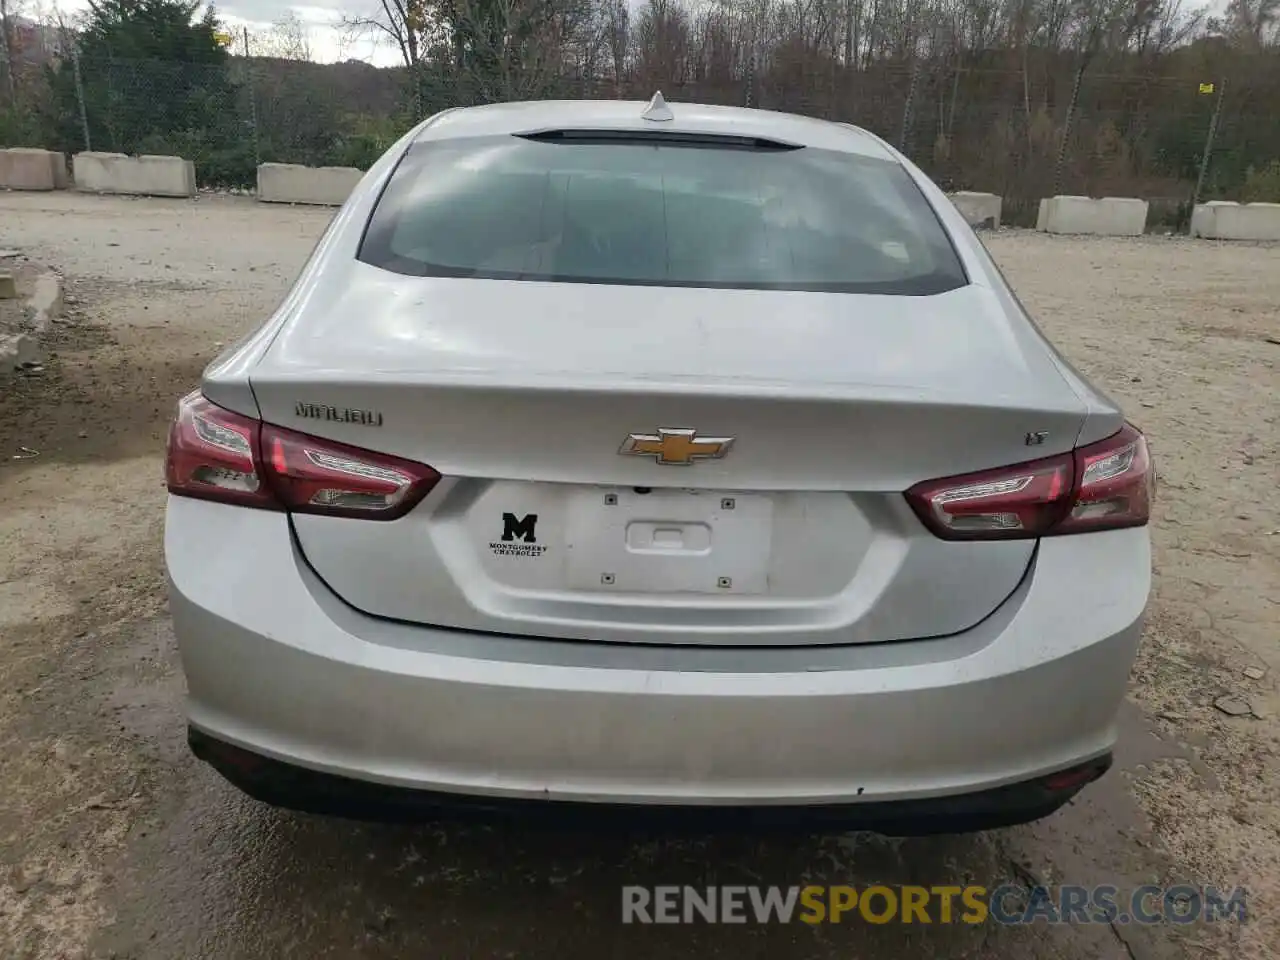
xmin=166 ymin=497 xmax=1149 ymax=817
xmin=189 ymin=726 xmax=1111 ymax=834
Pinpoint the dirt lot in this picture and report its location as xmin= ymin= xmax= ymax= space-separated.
xmin=0 ymin=191 xmax=1276 ymax=960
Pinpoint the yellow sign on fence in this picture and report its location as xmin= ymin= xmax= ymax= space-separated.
xmin=1199 ymin=82 xmax=1215 ymax=94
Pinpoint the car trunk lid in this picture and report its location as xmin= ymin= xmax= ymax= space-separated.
xmin=246 ymin=268 xmax=1089 ymax=645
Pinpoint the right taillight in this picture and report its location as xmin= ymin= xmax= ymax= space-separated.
xmin=905 ymin=423 xmax=1153 ymax=540
xmin=1055 ymin=423 xmax=1153 ymax=533
xmin=260 ymin=424 xmax=439 ymax=520
xmin=165 ymin=391 xmax=439 ymax=520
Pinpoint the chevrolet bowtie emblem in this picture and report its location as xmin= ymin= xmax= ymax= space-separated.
xmin=619 ymin=428 xmax=735 ymax=465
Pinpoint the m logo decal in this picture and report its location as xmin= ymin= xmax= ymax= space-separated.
xmin=501 ymin=513 xmax=538 ymax=543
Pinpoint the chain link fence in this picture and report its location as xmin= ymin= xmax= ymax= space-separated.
xmin=4 ymin=49 xmax=1280 ymax=225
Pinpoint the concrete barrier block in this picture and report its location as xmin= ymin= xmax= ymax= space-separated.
xmin=0 ymin=271 xmax=63 ymax=378
xmin=73 ymin=152 xmax=196 ymax=198
xmin=1036 ymin=196 xmax=1148 ymax=236
xmin=948 ymin=191 xmax=1002 ymax=228
xmin=29 ymin=273 xmax=64 ymax=324
xmin=257 ymin=163 xmax=363 ymax=206
xmin=0 ymin=148 xmax=68 ymax=191
xmin=1190 ymin=201 xmax=1280 ymax=241
xmin=0 ymin=332 xmax=42 ymax=371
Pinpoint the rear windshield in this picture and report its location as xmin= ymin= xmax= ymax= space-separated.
xmin=359 ymin=133 xmax=967 ymax=295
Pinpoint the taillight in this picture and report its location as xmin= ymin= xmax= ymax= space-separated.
xmin=166 ymin=391 xmax=275 ymax=508
xmin=165 ymin=392 xmax=439 ymax=520
xmin=1057 ymin=424 xmax=1153 ymax=533
xmin=905 ymin=452 xmax=1073 ymax=539
xmin=260 ymin=425 xmax=438 ymax=520
xmin=905 ymin=424 xmax=1152 ymax=540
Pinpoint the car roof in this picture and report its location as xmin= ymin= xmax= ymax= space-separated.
xmin=415 ymin=97 xmax=899 ymax=161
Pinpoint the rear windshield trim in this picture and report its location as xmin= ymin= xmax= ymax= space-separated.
xmin=358 ymin=257 xmax=964 ymax=295
xmin=516 ymin=128 xmax=804 ymax=152
xmin=359 ymin=136 xmax=970 ymax=296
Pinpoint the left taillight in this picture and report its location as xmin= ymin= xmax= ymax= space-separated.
xmin=165 ymin=391 xmax=439 ymax=520
xmin=904 ymin=423 xmax=1153 ymax=540
xmin=166 ymin=391 xmax=275 ymax=508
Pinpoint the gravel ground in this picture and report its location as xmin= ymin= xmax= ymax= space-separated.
xmin=0 ymin=191 xmax=1276 ymax=960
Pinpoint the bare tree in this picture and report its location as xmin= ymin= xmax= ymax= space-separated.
xmin=1143 ymin=0 xmax=1206 ymax=51
xmin=1048 ymin=0 xmax=1131 ymax=190
xmin=342 ymin=0 xmax=440 ymax=118
xmin=343 ymin=0 xmax=435 ymax=72
xmin=1219 ymin=0 xmax=1280 ymax=45
xmin=448 ymin=0 xmax=603 ymax=100
xmin=603 ymin=0 xmax=629 ymax=90
xmin=0 ymin=0 xmax=22 ymax=106
xmin=305 ymin=0 xmax=1261 ymax=206
xmin=251 ymin=12 xmax=314 ymax=61
xmin=634 ymin=0 xmax=693 ymax=85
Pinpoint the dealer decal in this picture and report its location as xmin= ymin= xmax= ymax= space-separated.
xmin=490 ymin=512 xmax=548 ymax=558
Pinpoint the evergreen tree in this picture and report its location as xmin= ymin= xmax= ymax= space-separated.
xmin=46 ymin=0 xmax=243 ymax=175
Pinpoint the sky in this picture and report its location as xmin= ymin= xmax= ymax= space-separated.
xmin=41 ymin=0 xmax=402 ymax=64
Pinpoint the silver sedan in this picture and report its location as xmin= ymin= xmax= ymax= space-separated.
xmin=163 ymin=95 xmax=1153 ymax=834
